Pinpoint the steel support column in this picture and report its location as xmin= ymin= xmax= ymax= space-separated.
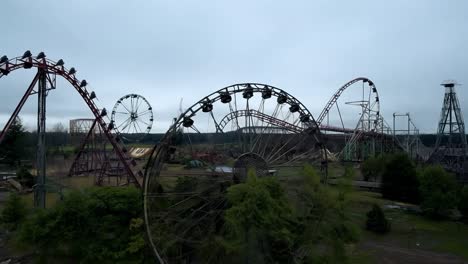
xmin=34 ymin=69 xmax=47 ymax=208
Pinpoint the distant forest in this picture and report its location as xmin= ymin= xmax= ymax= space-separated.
xmin=16 ymin=131 xmax=465 ymax=148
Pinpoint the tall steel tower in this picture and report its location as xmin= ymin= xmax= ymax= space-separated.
xmin=430 ymin=80 xmax=467 ymax=181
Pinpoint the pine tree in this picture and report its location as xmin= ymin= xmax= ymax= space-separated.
xmin=0 ymin=117 xmax=28 ymax=167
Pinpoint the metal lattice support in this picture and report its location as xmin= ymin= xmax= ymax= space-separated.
xmin=317 ymin=77 xmax=386 ymax=161
xmin=68 ymin=118 xmax=141 ymax=186
xmin=430 ymin=81 xmax=467 ymax=181
xmin=392 ymin=113 xmax=430 ymax=161
xmin=34 ymin=69 xmax=48 ymax=208
xmin=0 ymin=51 xmax=144 ymax=192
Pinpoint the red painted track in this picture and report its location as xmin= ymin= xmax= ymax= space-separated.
xmin=0 ymin=54 xmax=142 ymax=187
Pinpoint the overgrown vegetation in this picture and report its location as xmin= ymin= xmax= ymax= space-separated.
xmin=458 ymin=185 xmax=468 ymax=222
xmin=381 ymin=153 xmax=419 ymax=203
xmin=0 ymin=117 xmax=29 ymax=167
xmin=215 ymin=166 xmax=359 ymax=263
xmin=16 ymin=165 xmax=34 ymax=188
xmin=366 ymin=204 xmax=390 ymax=234
xmin=418 ymin=165 xmax=458 ymax=219
xmin=361 ymin=155 xmax=386 ymax=182
xmin=1 ymin=187 xmax=146 ymax=263
xmin=222 ymin=170 xmax=297 ymax=263
xmin=1 ymin=192 xmax=28 ymax=231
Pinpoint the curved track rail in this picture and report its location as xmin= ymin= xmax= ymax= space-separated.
xmin=317 ymin=77 xmax=380 ymax=126
xmin=0 ymin=52 xmax=142 ymax=187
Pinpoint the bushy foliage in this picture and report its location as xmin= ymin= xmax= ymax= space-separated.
xmin=216 ymin=166 xmax=359 ymax=263
xmin=381 ymin=153 xmax=419 ymax=203
xmin=295 ymin=165 xmax=359 ymax=263
xmin=1 ymin=192 xmax=28 ymax=230
xmin=222 ymin=169 xmax=298 ymax=263
xmin=459 ymin=186 xmax=468 ymax=221
xmin=418 ymin=165 xmax=458 ymax=219
xmin=17 ymin=187 xmax=146 ymax=263
xmin=16 ymin=166 xmax=34 ymax=188
xmin=361 ymin=155 xmax=386 ymax=182
xmin=0 ymin=117 xmax=28 ymax=166
xmin=366 ymin=204 xmax=390 ymax=234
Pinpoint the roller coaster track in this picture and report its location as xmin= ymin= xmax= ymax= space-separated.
xmin=0 ymin=52 xmax=143 ymax=187
xmin=218 ymin=109 xmax=384 ymax=137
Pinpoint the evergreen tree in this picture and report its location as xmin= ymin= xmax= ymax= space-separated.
xmin=419 ymin=165 xmax=458 ymax=219
xmin=0 ymin=117 xmax=28 ymax=167
xmin=381 ymin=153 xmax=419 ymax=203
xmin=1 ymin=192 xmax=28 ymax=230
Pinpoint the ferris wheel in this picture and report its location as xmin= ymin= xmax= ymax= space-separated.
xmin=111 ymin=94 xmax=153 ymax=141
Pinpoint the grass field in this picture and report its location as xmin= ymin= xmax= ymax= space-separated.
xmin=344 ymin=189 xmax=468 ymax=262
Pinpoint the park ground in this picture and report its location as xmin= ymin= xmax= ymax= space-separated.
xmin=1 ymin=161 xmax=468 ymax=263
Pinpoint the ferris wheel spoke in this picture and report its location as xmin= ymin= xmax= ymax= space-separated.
xmin=118 ymin=116 xmax=132 ymax=130
xmin=245 ymin=98 xmax=255 ymax=150
xmin=115 ymin=111 xmax=130 ymax=115
xmin=133 ymin=96 xmax=140 ymax=112
xmin=131 ymin=96 xmax=137 ymax=113
xmin=135 ymin=120 xmax=143 ymax=133
xmin=126 ymin=121 xmax=134 ymax=134
xmin=138 ymin=119 xmax=150 ymax=127
xmin=267 ymin=132 xmax=308 ymax=165
xmin=209 ymin=111 xmax=222 ymax=133
xmin=250 ymin=109 xmax=281 ymax=154
xmin=137 ymin=98 xmax=147 ymax=113
xmin=272 ymin=147 xmax=318 ymax=167
xmin=120 ymin=101 xmax=132 ymax=114
xmin=174 ymin=198 xmax=226 ymax=240
xmin=228 ymin=102 xmax=240 ymax=130
xmin=264 ymin=123 xmax=301 ymax=162
xmin=257 ymin=104 xmax=282 ymax=157
xmin=138 ymin=110 xmax=152 ymax=116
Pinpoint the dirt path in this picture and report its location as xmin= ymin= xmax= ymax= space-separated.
xmin=361 ymin=241 xmax=467 ymax=264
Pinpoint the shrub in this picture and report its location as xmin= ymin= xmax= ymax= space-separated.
xmin=16 ymin=166 xmax=34 ymax=188
xmin=381 ymin=153 xmax=419 ymax=203
xmin=459 ymin=186 xmax=468 ymax=221
xmin=361 ymin=155 xmax=385 ymax=181
xmin=17 ymin=187 xmax=145 ymax=262
xmin=418 ymin=165 xmax=458 ymax=219
xmin=223 ymin=169 xmax=297 ymax=262
xmin=1 ymin=192 xmax=28 ymax=230
xmin=366 ymin=204 xmax=390 ymax=234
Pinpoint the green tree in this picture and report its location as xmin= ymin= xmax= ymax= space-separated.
xmin=0 ymin=117 xmax=28 ymax=167
xmin=381 ymin=153 xmax=419 ymax=203
xmin=296 ymin=165 xmax=359 ymax=264
xmin=459 ymin=186 xmax=468 ymax=221
xmin=366 ymin=204 xmax=390 ymax=234
xmin=18 ymin=187 xmax=146 ymax=263
xmin=16 ymin=166 xmax=34 ymax=188
xmin=361 ymin=155 xmax=385 ymax=181
xmin=222 ymin=170 xmax=298 ymax=263
xmin=419 ymin=165 xmax=458 ymax=219
xmin=1 ymin=192 xmax=28 ymax=230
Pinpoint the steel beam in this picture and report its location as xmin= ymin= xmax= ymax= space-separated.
xmin=34 ymin=69 xmax=47 ymax=208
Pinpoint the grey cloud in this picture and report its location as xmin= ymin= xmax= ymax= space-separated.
xmin=1 ymin=0 xmax=468 ymax=133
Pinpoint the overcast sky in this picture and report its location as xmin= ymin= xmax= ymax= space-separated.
xmin=1 ymin=0 xmax=467 ymax=133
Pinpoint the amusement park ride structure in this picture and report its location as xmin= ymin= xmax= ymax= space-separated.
xmin=68 ymin=94 xmax=153 ymax=186
xmin=0 ymin=51 xmax=144 ymax=207
xmin=429 ymin=81 xmax=467 ymax=182
xmin=1 ymin=51 xmax=467 ymax=262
